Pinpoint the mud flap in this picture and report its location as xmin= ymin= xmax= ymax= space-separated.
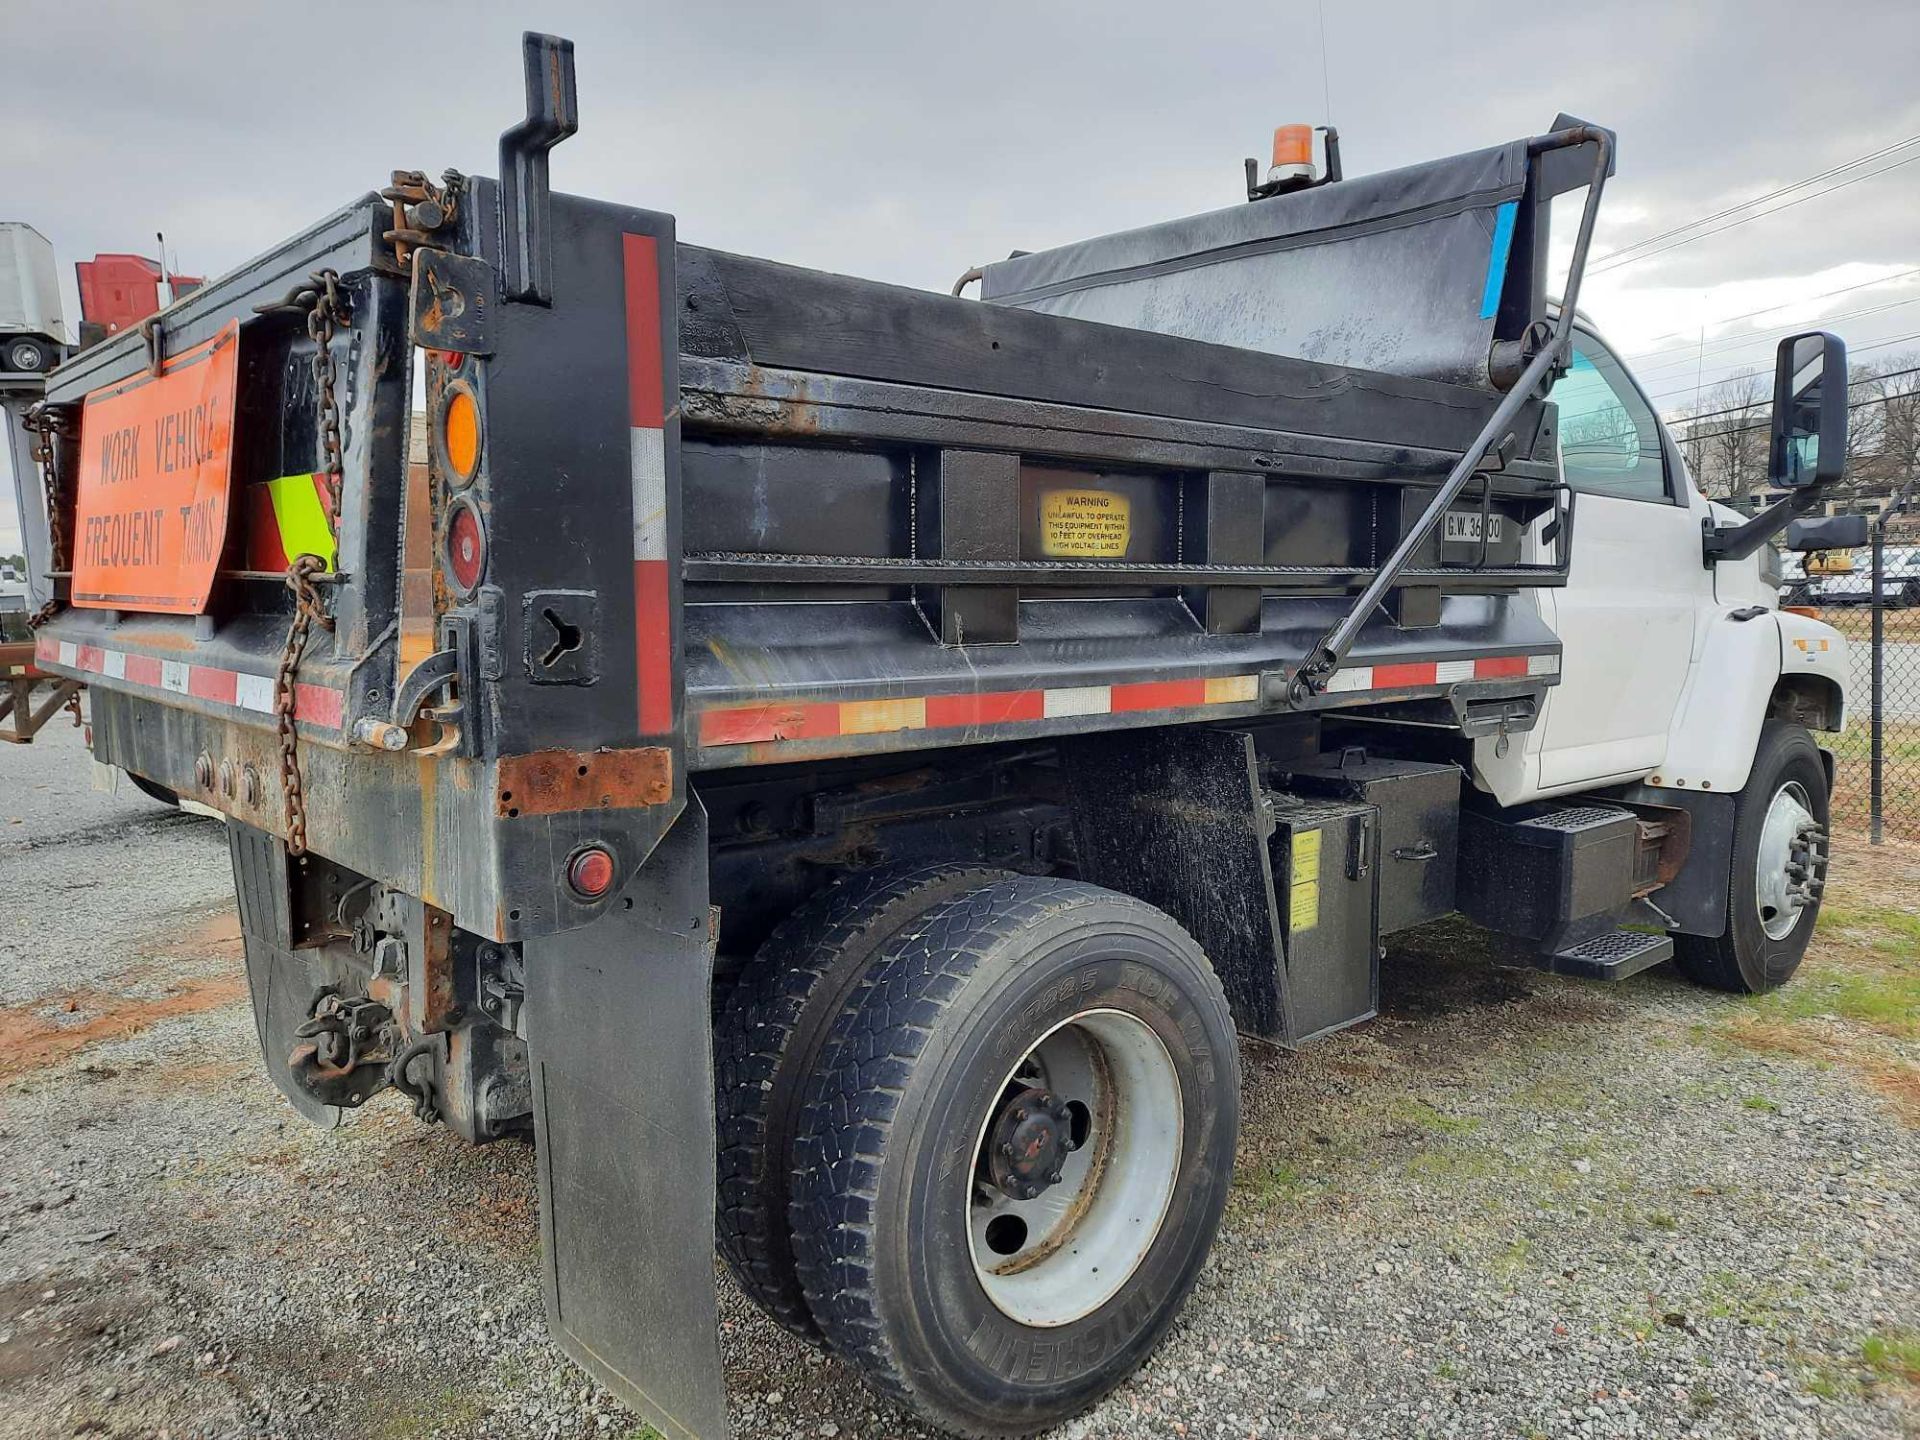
xmin=525 ymin=798 xmax=724 ymax=1440
xmin=228 ymin=820 xmax=341 ymax=1129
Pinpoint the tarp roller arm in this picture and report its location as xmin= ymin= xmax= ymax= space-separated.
xmin=1289 ymin=126 xmax=1614 ymax=704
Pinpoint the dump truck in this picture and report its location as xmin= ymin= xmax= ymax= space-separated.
xmin=12 ymin=36 xmax=1858 ymax=1439
xmin=0 ymin=222 xmax=69 ymax=373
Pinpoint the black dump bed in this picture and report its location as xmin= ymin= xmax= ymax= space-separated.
xmin=13 ymin=123 xmax=1609 ymax=940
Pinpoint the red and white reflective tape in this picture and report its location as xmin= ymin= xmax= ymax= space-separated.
xmin=699 ymin=650 xmax=1559 ymax=748
xmin=1322 ymin=652 xmax=1559 ymax=694
xmin=624 ymin=232 xmax=674 ymax=737
xmin=701 ymin=674 xmax=1263 ymax=747
xmin=34 ymin=635 xmax=343 ymax=728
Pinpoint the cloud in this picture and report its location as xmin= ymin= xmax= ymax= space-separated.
xmin=3 ymin=0 xmax=1915 ymax=554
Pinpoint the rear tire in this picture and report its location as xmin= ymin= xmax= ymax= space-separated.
xmin=714 ymin=862 xmax=1013 ymax=1339
xmin=1675 ymin=721 xmax=1829 ymax=994
xmin=789 ymin=877 xmax=1239 ymax=1437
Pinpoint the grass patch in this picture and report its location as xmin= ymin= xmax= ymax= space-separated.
xmin=371 ymin=1388 xmax=487 ymax=1439
xmin=1862 ymin=1329 xmax=1920 ymax=1385
xmin=1510 ymin=1073 xmax=1598 ymax=1112
xmin=1741 ymin=1094 xmax=1780 ymax=1112
xmin=1749 ymin=950 xmax=1920 ymax=1038
xmin=1392 ymin=1098 xmax=1483 ymax=1135
xmin=1703 ymin=853 xmax=1920 ymax=1127
xmin=1405 ymin=1147 xmax=1505 ymax=1183
xmin=1801 ymin=1363 xmax=1859 ymax=1401
xmin=1492 ymin=1238 xmax=1535 ymax=1278
xmin=1235 ymin=1159 xmax=1313 ymax=1205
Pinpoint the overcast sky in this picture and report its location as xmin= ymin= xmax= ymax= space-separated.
xmin=4 ymin=0 xmax=1918 ymax=553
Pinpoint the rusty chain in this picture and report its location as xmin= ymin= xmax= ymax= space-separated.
xmin=255 ymin=270 xmax=350 ymax=856
xmin=22 ymin=402 xmax=70 ymax=631
xmin=380 ymin=169 xmax=461 ymax=269
xmin=276 ymin=555 xmax=336 ymax=857
xmin=305 ymin=271 xmax=349 ymax=546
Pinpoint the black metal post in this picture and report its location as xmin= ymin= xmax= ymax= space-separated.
xmin=1870 ymin=522 xmax=1884 ymax=844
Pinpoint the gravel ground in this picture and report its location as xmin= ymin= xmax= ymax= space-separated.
xmin=1 ymin=722 xmax=1915 ymax=1440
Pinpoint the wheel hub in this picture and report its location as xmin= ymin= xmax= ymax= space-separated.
xmin=986 ymin=1087 xmax=1076 ymax=1200
xmin=1756 ymin=781 xmax=1826 ymax=941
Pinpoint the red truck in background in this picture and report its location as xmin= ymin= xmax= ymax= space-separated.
xmin=74 ymin=251 xmax=203 ymax=347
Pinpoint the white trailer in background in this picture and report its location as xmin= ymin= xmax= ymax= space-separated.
xmin=0 ymin=223 xmax=69 ymax=373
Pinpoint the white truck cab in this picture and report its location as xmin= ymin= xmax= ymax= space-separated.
xmin=1482 ymin=318 xmax=1851 ymax=992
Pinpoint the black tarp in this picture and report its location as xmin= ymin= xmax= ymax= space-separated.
xmin=980 ymin=141 xmax=1531 ymax=392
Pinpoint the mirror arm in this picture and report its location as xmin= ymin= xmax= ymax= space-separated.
xmin=1703 ymin=486 xmax=1825 ymax=564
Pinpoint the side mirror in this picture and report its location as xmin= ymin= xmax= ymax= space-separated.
xmin=1783 ymin=514 xmax=1868 ymax=552
xmin=1768 ymin=330 xmax=1848 ymax=488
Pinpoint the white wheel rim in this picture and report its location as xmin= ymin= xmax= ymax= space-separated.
xmin=1755 ymin=780 xmax=1820 ymax=941
xmin=963 ymin=1007 xmax=1182 ymax=1328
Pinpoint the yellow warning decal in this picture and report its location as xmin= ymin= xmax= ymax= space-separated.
xmin=1040 ymin=489 xmax=1130 ymax=557
xmin=1289 ymin=828 xmax=1321 ymax=933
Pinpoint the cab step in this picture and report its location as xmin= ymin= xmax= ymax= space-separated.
xmin=1534 ymin=928 xmax=1673 ymax=981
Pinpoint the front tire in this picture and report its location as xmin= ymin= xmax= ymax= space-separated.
xmin=1675 ymin=721 xmax=1830 ymax=994
xmin=789 ymin=877 xmax=1239 ymax=1437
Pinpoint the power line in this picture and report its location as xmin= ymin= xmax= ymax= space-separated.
xmin=1628 ymin=296 xmax=1920 ymax=385
xmin=1588 ymin=133 xmax=1920 ymax=271
xmin=1618 ymin=268 xmax=1920 ymax=363
xmin=1668 ymin=386 xmax=1916 ymax=448
xmin=1646 ymin=334 xmax=1920 ymax=407
xmin=1662 ymin=364 xmax=1920 ymax=428
xmin=1588 ymin=151 xmax=1920 ymax=277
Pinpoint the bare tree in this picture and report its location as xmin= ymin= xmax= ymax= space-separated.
xmin=1672 ymin=370 xmax=1768 ymax=501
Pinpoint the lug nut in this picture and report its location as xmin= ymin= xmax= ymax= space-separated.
xmin=194 ymin=752 xmax=214 ymax=790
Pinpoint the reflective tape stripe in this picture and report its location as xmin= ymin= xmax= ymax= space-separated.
xmin=700 ymin=674 xmax=1260 ymax=748
xmin=630 ymin=428 xmax=667 ymax=564
xmin=1043 ymin=685 xmax=1111 ymax=719
xmin=29 ymin=641 xmax=344 ymax=731
xmin=625 ymin=231 xmax=674 ymax=737
xmin=235 ymin=672 xmax=276 ymax=713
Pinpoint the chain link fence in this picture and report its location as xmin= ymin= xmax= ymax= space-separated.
xmin=1810 ymin=533 xmax=1920 ymax=843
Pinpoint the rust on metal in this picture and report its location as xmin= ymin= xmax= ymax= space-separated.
xmin=0 ymin=643 xmax=83 ymax=744
xmin=417 ymin=906 xmax=457 ymax=1033
xmin=495 ymin=746 xmax=673 ymax=818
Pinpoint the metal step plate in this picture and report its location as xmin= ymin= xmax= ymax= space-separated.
xmin=1534 ymin=928 xmax=1674 ymax=982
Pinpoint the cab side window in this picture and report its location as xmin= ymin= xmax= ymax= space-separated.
xmin=1550 ymin=338 xmax=1670 ymax=502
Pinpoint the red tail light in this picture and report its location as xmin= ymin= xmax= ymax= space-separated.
xmin=567 ymin=845 xmax=616 ymax=898
xmin=445 ymin=498 xmax=487 ymax=594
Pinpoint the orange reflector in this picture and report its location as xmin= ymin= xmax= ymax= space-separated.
xmin=1783 ymin=605 xmax=1822 ymax=618
xmin=442 ymin=386 xmax=481 ymax=484
xmin=446 ymin=499 xmax=486 ymax=594
xmin=1271 ymin=124 xmax=1314 ymax=170
xmin=567 ymin=845 xmax=616 ymax=898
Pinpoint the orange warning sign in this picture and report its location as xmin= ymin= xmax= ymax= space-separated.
xmin=71 ymin=321 xmax=239 ymax=614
